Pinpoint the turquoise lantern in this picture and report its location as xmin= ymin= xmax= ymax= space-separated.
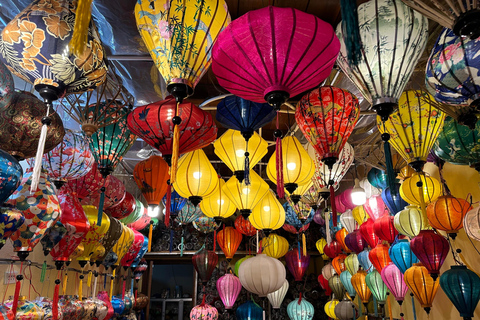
xmin=340 ymin=271 xmax=356 ymax=298
xmin=367 ymin=168 xmax=387 ymax=190
xmin=388 ymin=239 xmax=418 ymax=274
xmin=236 ymin=300 xmax=263 ymax=320
xmin=287 ymin=296 xmax=314 ymax=320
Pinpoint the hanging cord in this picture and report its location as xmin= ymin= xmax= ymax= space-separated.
xmin=244 ymin=139 xmax=250 ymax=185
xmin=417 ymin=172 xmax=428 ymax=217
xmin=30 ymin=107 xmax=51 ymax=192
xmin=96 ymin=180 xmax=107 ymax=226
xmin=275 ymin=114 xmax=284 ymax=199
xmin=25 ymin=262 xmax=40 ymax=299
xmin=411 ymin=293 xmax=417 ymax=320
xmin=387 ymin=293 xmax=393 ymax=320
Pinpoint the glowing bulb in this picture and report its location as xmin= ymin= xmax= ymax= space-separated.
xmin=287 ymin=162 xmax=297 ymax=171
xmin=235 ymin=149 xmax=245 ymax=157
xmin=217 ymin=199 xmax=225 ymax=205
xmin=351 ymin=178 xmax=366 ymax=206
xmin=193 ymin=171 xmax=202 ymax=179
xmin=147 ymin=205 xmax=160 ymax=218
xmin=263 ymin=206 xmax=271 ymax=212
xmin=242 ymin=187 xmax=250 ymax=195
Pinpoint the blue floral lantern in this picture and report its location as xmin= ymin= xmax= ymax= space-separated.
xmin=388 ymin=239 xmax=418 ymax=274
xmin=287 ymin=296 xmax=314 ymax=320
xmin=236 ymin=300 xmax=263 ymax=320
xmin=162 ymin=189 xmax=187 ymax=216
xmin=0 ymin=149 xmax=23 ymax=205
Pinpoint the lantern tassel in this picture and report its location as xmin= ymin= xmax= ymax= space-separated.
xmin=52 ymin=271 xmax=61 ymax=320
xmin=411 ymin=294 xmax=417 ymax=320
xmin=383 ymin=139 xmax=397 ymax=196
xmin=302 ymin=232 xmax=307 ymax=257
xmin=330 ymin=185 xmax=337 ymax=227
xmin=297 ymin=237 xmax=301 ymax=260
xmin=275 ymin=114 xmax=284 ymax=199
xmin=170 ymin=102 xmax=181 ymax=184
xmin=12 ymin=272 xmax=21 ymax=316
xmin=165 ymin=184 xmax=172 ymax=227
xmin=109 ymin=269 xmax=115 ymax=300
xmin=87 ymin=271 xmax=92 ymax=288
xmin=298 ymin=292 xmax=303 ymax=304
xmin=69 ymin=0 xmax=93 ymax=56
xmin=148 ymin=220 xmax=153 ymax=252
xmin=180 ymin=235 xmax=184 ymax=257
xmin=357 ymin=295 xmax=363 ymax=316
xmin=340 ymin=0 xmax=362 ymax=65
xmin=40 ymin=261 xmax=47 ymax=283
xmin=78 ymin=274 xmax=83 ymax=300
xmin=62 ymin=272 xmax=68 ymax=295
xmin=244 ymin=140 xmax=250 ymax=185
xmin=96 ymin=186 xmax=106 ymax=226
xmin=30 ymin=108 xmax=51 ymax=192
xmin=213 ymin=229 xmax=216 ymax=252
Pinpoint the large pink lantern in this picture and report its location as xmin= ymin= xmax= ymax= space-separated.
xmin=364 ymin=195 xmax=389 ymax=221
xmin=381 ymin=263 xmax=408 ymax=305
xmin=216 ymin=273 xmax=242 ymax=310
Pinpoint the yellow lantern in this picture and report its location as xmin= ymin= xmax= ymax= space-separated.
xmin=398 ymin=165 xmax=415 ymax=181
xmin=111 ymin=225 xmax=135 ymax=268
xmin=173 ymin=149 xmax=219 ymax=206
xmin=262 ymin=234 xmax=289 ymax=259
xmin=352 ymin=205 xmax=368 ymax=226
xmin=286 ymin=180 xmax=313 ymax=206
xmin=394 ymin=205 xmax=431 ymax=238
xmin=267 ymin=136 xmax=315 ymax=194
xmin=249 ymin=190 xmax=285 ymax=232
xmin=400 ymin=172 xmax=442 ymax=214
xmin=90 ymin=244 xmax=105 ymax=265
xmin=378 ymin=90 xmax=446 ymax=172
xmin=77 ymin=206 xmax=110 ymax=268
xmin=324 ymin=300 xmax=339 ymax=319
xmin=214 ymin=130 xmax=268 ymax=182
xmin=316 ymin=238 xmax=327 ymax=255
xmin=223 ymin=170 xmax=269 ymax=217
xmin=345 ymin=254 xmax=359 ymax=276
xmin=200 ymin=178 xmax=236 ymax=223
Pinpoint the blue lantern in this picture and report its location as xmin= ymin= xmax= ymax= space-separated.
xmin=388 ymin=239 xmax=418 ymax=274
xmin=131 ymin=236 xmax=149 ymax=268
xmin=287 ymin=297 xmax=314 ymax=320
xmin=358 ymin=249 xmax=374 ymax=273
xmin=111 ymin=296 xmax=125 ymax=317
xmin=367 ymin=168 xmax=387 ymax=190
xmin=283 ymin=202 xmax=314 ymax=231
xmin=340 ymin=271 xmax=356 ymax=298
xmin=236 ymin=300 xmax=263 ymax=320
xmin=381 ymin=184 xmax=407 ymax=215
xmin=162 ymin=188 xmax=187 ymax=216
xmin=0 ymin=149 xmax=23 ymax=205
xmin=440 ymin=265 xmax=480 ymax=320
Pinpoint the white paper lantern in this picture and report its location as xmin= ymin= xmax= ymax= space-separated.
xmin=267 ymin=280 xmax=289 ymax=309
xmin=340 ymin=210 xmax=357 ymax=233
xmin=359 ymin=178 xmax=381 ymax=199
xmin=238 ymin=254 xmax=286 ymax=297
xmin=322 ymin=263 xmax=336 ymax=281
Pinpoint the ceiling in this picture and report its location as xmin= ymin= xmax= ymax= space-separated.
xmin=0 ymin=0 xmax=442 ymax=192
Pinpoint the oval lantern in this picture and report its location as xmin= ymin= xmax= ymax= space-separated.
xmin=217 ymin=226 xmax=242 ymax=261
xmin=216 ymin=273 xmax=242 ymax=310
xmin=329 ymin=275 xmax=346 ymax=300
xmin=316 ymin=238 xmax=328 ymax=258
xmin=262 ymin=234 xmax=289 ymax=259
xmin=359 ymin=218 xmax=379 ymax=249
xmin=381 ymin=263 xmax=408 ymax=304
xmin=426 ymin=195 xmax=472 ymax=239
xmin=340 ymin=271 xmax=357 ymax=298
xmin=324 ymin=300 xmax=339 ymax=320
xmin=285 ymin=248 xmax=310 ymax=282
xmin=382 ymin=184 xmax=408 ymax=215
xmin=67 ymin=162 xmax=104 ymax=201
xmin=340 ymin=210 xmax=356 ymax=234
xmin=400 ymin=173 xmax=442 ymax=208
xmin=97 ymin=217 xmax=123 ymax=265
xmin=410 ymin=230 xmax=449 ymax=280
xmin=238 ymin=254 xmax=286 ymax=297
xmin=192 ymin=247 xmax=218 ymax=286
xmin=108 ymin=192 xmax=137 ymax=221
xmin=351 ymin=270 xmax=371 ymax=305
xmin=120 ymin=230 xmax=145 ymax=269
xmin=373 ymin=215 xmax=398 ymax=244
xmin=365 ymin=270 xmax=388 ymax=305
xmin=389 ymin=239 xmax=419 ymax=274
xmin=0 ymin=61 xmax=13 ymax=109
xmin=335 ymin=300 xmax=357 ymax=320
xmin=236 ymin=301 xmax=261 ymax=320
xmin=369 ymin=243 xmax=391 ymax=273
xmin=358 ymin=249 xmax=374 ymax=273
xmin=335 ymin=229 xmax=351 ymax=253
xmin=0 ymin=208 xmax=24 ymax=250
xmin=332 ymin=254 xmax=347 ymax=275
xmin=352 ymin=205 xmax=368 ymax=226
xmin=81 ymin=175 xmax=126 ymax=211
xmin=345 ymin=254 xmax=359 ymax=276
xmin=120 ymin=198 xmax=144 ymax=225
xmin=267 ymin=280 xmax=289 ymax=309
xmin=367 ymin=168 xmax=388 ymax=190
xmin=193 ymin=216 xmax=218 ymax=234
xmin=344 ymin=230 xmax=366 ymax=254
xmin=404 ymin=264 xmax=440 ymax=314
xmin=287 ymin=297 xmax=314 ymax=320
xmin=324 ymin=240 xmax=342 ymax=259
xmin=394 ymin=205 xmax=430 ymax=238
xmin=322 ymin=263 xmax=336 ymax=281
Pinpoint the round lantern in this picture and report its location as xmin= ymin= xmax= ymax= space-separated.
xmin=335 ymin=228 xmax=351 ymax=253
xmin=340 ymin=271 xmax=357 ymax=298
xmin=318 ymin=274 xmax=333 ymax=296
xmin=200 ymin=178 xmax=236 ymax=222
xmin=367 ymin=168 xmax=388 ymax=190
xmin=426 ymin=195 xmax=472 ymax=238
xmin=404 ymin=264 xmax=440 ymax=314
xmin=345 ymin=254 xmax=359 ymax=276
xmin=400 ymin=173 xmax=442 ymax=208
xmin=382 ymin=184 xmax=408 ymax=215
xmin=285 ymin=248 xmax=310 ymax=282
xmin=389 ymin=239 xmax=419 ymax=274
xmin=365 ymin=270 xmax=388 ymax=305
xmin=359 ymin=218 xmax=379 ymax=249
xmin=322 ymin=263 xmax=336 ymax=281
xmin=82 ymin=175 xmax=126 ymax=210
xmin=324 ymin=240 xmax=342 ymax=259
xmin=344 ymin=230 xmax=366 ymax=254
xmin=235 ymin=215 xmax=257 ymax=237
xmin=381 ymin=263 xmax=409 ymax=304
xmin=217 ymin=226 xmax=242 ymax=261
xmin=190 ymin=302 xmax=218 ymax=320
xmin=236 ymin=301 xmax=261 ymax=320
xmin=267 ymin=280 xmax=289 ymax=309
xmin=332 ymin=254 xmax=347 ymax=275
xmin=410 ymin=230 xmax=449 ymax=280
xmin=110 ymin=192 xmax=137 ymax=221
xmin=76 ymin=207 xmax=110 ymax=267
xmin=364 ymin=195 xmax=389 ymax=222
xmin=316 ymin=238 xmax=328 ymax=257
xmin=329 ymin=275 xmax=346 ymax=300
xmin=464 ymin=207 xmax=480 ymax=242
xmin=351 ymin=270 xmax=372 ymax=305
xmin=0 ymin=149 xmax=23 ymax=204
xmin=249 ymin=190 xmax=285 ymax=233
xmin=340 ymin=210 xmax=356 ymax=233
xmin=369 ymin=243 xmax=391 ymax=273
xmin=440 ymin=265 xmax=480 ymax=320
xmin=192 ymin=247 xmax=218 ymax=285
xmin=234 ymin=255 xmax=253 ymax=277
xmin=352 ymin=205 xmax=368 ymax=226
xmin=287 ymin=297 xmax=314 ymax=320
xmin=67 ymin=162 xmax=104 ymax=201
xmin=373 ymin=215 xmax=398 ymax=244
xmin=193 ymin=216 xmax=218 ymax=234
xmin=238 ymin=254 xmax=286 ymax=297
xmin=216 ymin=273 xmax=242 ymax=310
xmin=262 ymin=234 xmax=289 ymax=259
xmin=324 ymin=300 xmax=339 ymax=320
xmin=394 ymin=205 xmax=430 ymax=238
xmin=334 ymin=300 xmax=357 ymax=320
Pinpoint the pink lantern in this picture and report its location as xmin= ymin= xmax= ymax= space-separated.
xmin=120 ymin=230 xmax=145 ymax=268
xmin=381 ymin=263 xmax=408 ymax=304
xmin=81 ymin=175 xmax=126 ymax=210
xmin=364 ymin=195 xmax=389 ymax=221
xmin=335 ymin=195 xmax=347 ymax=214
xmin=285 ymin=248 xmax=310 ymax=281
xmin=216 ymin=273 xmax=242 ymax=310
xmin=128 ymin=209 xmax=150 ymax=231
xmin=106 ymin=192 xmax=136 ymax=220
xmin=190 ymin=300 xmax=218 ymax=320
xmin=340 ymin=189 xmax=355 ymax=210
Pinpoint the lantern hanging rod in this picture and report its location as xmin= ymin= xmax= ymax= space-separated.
xmin=107 ymin=55 xmax=153 ymax=61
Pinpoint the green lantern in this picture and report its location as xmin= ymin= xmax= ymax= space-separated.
xmin=365 ymin=270 xmax=388 ymax=305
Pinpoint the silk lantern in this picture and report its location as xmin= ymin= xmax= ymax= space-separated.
xmin=351 ymin=270 xmax=372 ymax=305
xmin=67 ymin=162 xmax=104 ymax=201
xmin=285 ymin=248 xmax=310 ymax=282
xmin=192 ymin=247 xmax=218 ymax=286
xmin=287 ymin=297 xmax=314 ymax=320
xmin=324 ymin=240 xmax=342 ymax=259
xmin=322 ymin=263 xmax=336 ymax=281
xmin=364 ymin=195 xmax=389 ymax=221
xmin=176 ymin=201 xmax=203 ymax=226
xmin=426 ymin=195 xmax=472 ymax=238
xmin=110 ymin=225 xmax=135 ymax=269
xmin=335 ymin=300 xmax=357 ymax=320
xmin=389 ymin=239 xmax=419 ymax=274
xmin=216 ymin=273 xmax=242 ymax=310
xmin=359 ymin=218 xmax=379 ymax=249
xmin=381 ymin=263 xmax=408 ymax=304
xmin=410 ymin=230 xmax=449 ymax=280
xmin=190 ymin=302 xmax=218 ymax=320
xmin=341 ymin=188 xmax=357 ymax=210
xmin=369 ymin=243 xmax=392 ymax=273
xmin=366 ymin=270 xmax=388 ymax=305
xmin=200 ymin=178 xmax=236 ymax=223
xmin=262 ymin=234 xmax=289 ymax=259
xmin=324 ymin=300 xmax=339 ymax=320
xmin=340 ymin=210 xmax=356 ymax=233
xmin=352 ymin=205 xmax=368 ymax=226
xmin=238 ymin=254 xmax=286 ymax=297
xmin=0 ymin=149 xmax=23 ymax=204
xmin=236 ymin=301 xmax=261 ymax=320
xmin=373 ymin=215 xmax=398 ymax=244
xmin=128 ymin=209 xmax=150 ymax=232
xmin=217 ymin=226 xmax=242 ymax=261
xmin=394 ymin=205 xmax=430 ymax=238
xmin=404 ymin=264 xmax=440 ymax=314
xmin=382 ymin=184 xmax=408 ymax=215
xmin=285 ymin=181 xmax=314 ymax=207
xmin=332 ymin=254 xmax=347 ymax=275
xmin=249 ymin=190 xmax=285 ymax=233
xmin=464 ymin=207 xmax=480 ymax=241
xmin=119 ymin=197 xmax=143 ymax=225
xmin=234 ymin=215 xmax=256 ymax=237
xmin=267 ymin=280 xmax=289 ymax=309
xmin=340 ymin=271 xmax=357 ymax=298
xmin=97 ymin=217 xmax=123 ymax=265
xmin=318 ymin=274 xmax=332 ymax=296
xmin=400 ymin=172 xmax=442 ymax=214
xmin=301 ymin=184 xmax=322 ymax=211
xmin=329 ymin=275 xmax=346 ymax=300
xmin=367 ymin=168 xmax=388 ymax=190
xmin=345 ymin=254 xmax=359 ymax=276
xmin=440 ymin=265 xmax=480 ymax=320
xmin=345 ymin=230 xmax=366 ymax=254
xmin=223 ymin=170 xmax=269 ymax=218
xmin=358 ymin=250 xmax=374 ymax=273
xmin=316 ymin=238 xmax=327 ymax=256
xmin=335 ymin=229 xmax=351 ymax=253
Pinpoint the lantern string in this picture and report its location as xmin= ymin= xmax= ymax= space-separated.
xmin=411 ymin=293 xmax=417 ymax=320
xmin=357 ymin=295 xmax=363 ymax=316
xmin=30 ymin=106 xmax=51 ymax=192
xmin=78 ymin=272 xmax=83 ymax=300
xmin=275 ymin=113 xmax=285 ymax=199
xmin=400 ymin=304 xmax=404 ymax=320
xmin=297 ymin=234 xmax=301 ymax=260
xmin=418 ymin=173 xmax=428 ymax=217
xmin=330 ymin=185 xmax=337 ymax=227
xmin=165 ymin=183 xmax=172 ymax=227
xmin=26 ymin=263 xmax=40 ymax=298
xmin=244 ymin=139 xmax=250 ymax=185
xmin=12 ymin=261 xmax=24 ymax=317
xmin=170 ymin=101 xmax=181 ymax=184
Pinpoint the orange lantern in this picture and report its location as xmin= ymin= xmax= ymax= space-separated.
xmin=404 ymin=264 xmax=440 ymax=314
xmin=426 ymin=195 xmax=472 ymax=239
xmin=335 ymin=228 xmax=351 ymax=253
xmin=368 ymin=243 xmax=391 ymax=273
xmin=217 ymin=227 xmax=243 ymax=261
xmin=332 ymin=254 xmax=347 ymax=275
xmin=351 ymin=270 xmax=372 ymax=306
xmin=234 ymin=215 xmax=257 ymax=237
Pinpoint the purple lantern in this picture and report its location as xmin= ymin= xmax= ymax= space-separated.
xmin=345 ymin=230 xmax=366 ymax=254
xmin=216 ymin=273 xmax=242 ymax=310
xmin=285 ymin=248 xmax=310 ymax=282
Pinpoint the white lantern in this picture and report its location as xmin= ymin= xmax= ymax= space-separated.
xmin=359 ymin=177 xmax=381 ymax=199
xmin=238 ymin=254 xmax=286 ymax=297
xmin=322 ymin=263 xmax=336 ymax=281
xmin=267 ymin=279 xmax=289 ymax=309
xmin=340 ymin=210 xmax=357 ymax=233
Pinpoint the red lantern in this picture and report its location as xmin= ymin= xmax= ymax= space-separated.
xmin=105 ymin=192 xmax=136 ymax=220
xmin=234 ymin=215 xmax=257 ymax=237
xmin=335 ymin=228 xmax=351 ymax=253
xmin=345 ymin=230 xmax=367 ymax=254
xmin=217 ymin=227 xmax=242 ymax=261
xmin=410 ymin=230 xmax=449 ymax=280
xmin=285 ymin=248 xmax=310 ymax=281
xmin=332 ymin=254 xmax=347 ymax=275
xmin=324 ymin=240 xmax=342 ymax=259
xmin=318 ymin=274 xmax=333 ymax=296
xmin=373 ymin=215 xmax=398 ymax=244
xmin=67 ymin=162 xmax=105 ymax=201
xmin=369 ymin=244 xmax=392 ymax=273
xmin=359 ymin=218 xmax=379 ymax=248
xmin=120 ymin=230 xmax=145 ymax=269
xmin=192 ymin=247 xmax=218 ymax=285
xmin=364 ymin=195 xmax=389 ymax=221
xmin=81 ymin=175 xmax=126 ymax=210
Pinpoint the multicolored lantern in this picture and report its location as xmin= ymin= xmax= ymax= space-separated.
xmin=216 ymin=273 xmax=242 ymax=310
xmin=120 ymin=230 xmax=145 ymax=268
xmin=67 ymin=162 xmax=104 ymax=201
xmin=0 ymin=208 xmax=24 ymax=250
xmin=0 ymin=61 xmax=13 ymax=109
xmin=82 ymin=175 xmax=126 ymax=211
xmin=404 ymin=264 xmax=440 ymax=314
xmin=0 ymin=149 xmax=23 ymax=204
xmin=234 ymin=215 xmax=257 ymax=237
xmin=110 ymin=192 xmax=138 ymax=221
xmin=192 ymin=216 xmax=218 ymax=234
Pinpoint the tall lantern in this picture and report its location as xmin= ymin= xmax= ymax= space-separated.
xmin=249 ymin=190 xmax=285 ymax=234
xmin=285 ymin=248 xmax=310 ymax=282
xmin=351 ymin=270 xmax=372 ymax=306
xmin=345 ymin=254 xmax=359 ymax=276
xmin=340 ymin=210 xmax=357 ymax=234
xmin=394 ymin=205 xmax=430 ymax=238
xmin=359 ymin=218 xmax=379 ymax=249
xmin=366 ymin=270 xmax=388 ymax=306
xmin=389 ymin=239 xmax=419 ymax=274
xmin=200 ymin=178 xmax=236 ymax=223
xmin=267 ymin=280 xmax=289 ymax=309
xmin=223 ymin=170 xmax=269 ymax=218
xmin=426 ymin=195 xmax=472 ymax=239
xmin=340 ymin=271 xmax=357 ymax=298
xmin=262 ymin=234 xmax=289 ymax=259
xmin=410 ymin=230 xmax=449 ymax=280
xmin=404 ymin=264 xmax=440 ymax=314
xmin=329 ymin=275 xmax=346 ymax=300
xmin=192 ymin=247 xmax=218 ymax=286
xmin=381 ymin=263 xmax=408 ymax=305
xmin=368 ymin=243 xmax=392 ymax=273
xmin=373 ymin=215 xmax=398 ymax=244
xmin=216 ymin=273 xmax=242 ymax=310
xmin=352 ymin=205 xmax=368 ymax=226
xmin=238 ymin=254 xmax=286 ymax=297
xmin=216 ymin=227 xmax=242 ymax=261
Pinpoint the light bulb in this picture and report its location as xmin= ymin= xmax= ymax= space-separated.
xmin=235 ymin=149 xmax=245 ymax=157
xmin=351 ymin=178 xmax=366 ymax=206
xmin=217 ymin=199 xmax=225 ymax=205
xmin=193 ymin=171 xmax=202 ymax=179
xmin=147 ymin=205 xmax=160 ymax=218
xmin=263 ymin=206 xmax=271 ymax=212
xmin=242 ymin=187 xmax=250 ymax=195
xmin=287 ymin=162 xmax=297 ymax=170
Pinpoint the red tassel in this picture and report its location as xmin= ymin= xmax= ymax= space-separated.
xmin=201 ymin=291 xmax=206 ymax=306
xmin=134 ymin=289 xmax=138 ymax=309
xmin=330 ymin=185 xmax=337 ymax=227
xmin=52 ymin=279 xmax=59 ymax=320
xmin=12 ymin=278 xmax=21 ymax=316
xmin=276 ymin=113 xmax=284 ymax=199
xmin=165 ymin=184 xmax=172 ymax=227
xmin=298 ymin=292 xmax=303 ymax=304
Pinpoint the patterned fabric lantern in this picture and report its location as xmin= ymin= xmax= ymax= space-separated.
xmin=410 ymin=230 xmax=449 ymax=280
xmin=0 ymin=61 xmax=13 ymax=109
xmin=285 ymin=248 xmax=310 ymax=282
xmin=329 ymin=275 xmax=346 ymax=300
xmin=334 ymin=300 xmax=357 ymax=320
xmin=82 ymin=175 xmax=126 ymax=211
xmin=267 ymin=280 xmax=289 ymax=309
xmin=465 ymin=207 xmax=480 ymax=241
xmin=176 ymin=201 xmax=203 ymax=226
xmin=111 ymin=296 xmax=125 ymax=317
xmin=249 ymin=190 xmax=285 ymax=233
xmin=322 ymin=263 xmax=336 ymax=281
xmin=366 ymin=270 xmax=388 ymax=305
xmin=192 ymin=247 xmax=218 ymax=286
xmin=42 ymin=129 xmax=94 ymax=189
xmin=369 ymin=243 xmax=392 ymax=273
xmin=373 ymin=215 xmax=398 ymax=244
xmin=110 ymin=225 xmax=135 ymax=269
xmin=352 ymin=205 xmax=368 ymax=226
xmin=0 ymin=150 xmax=23 ymax=205
xmin=97 ymin=217 xmax=123 ymax=265
xmin=262 ymin=234 xmax=289 ymax=259
xmin=318 ymin=274 xmax=333 ymax=296
xmin=345 ymin=254 xmax=359 ymax=276
xmin=400 ymin=172 xmax=442 ymax=213
xmin=364 ymin=195 xmax=389 ymax=222
xmin=67 ymin=162 xmax=104 ymax=201
xmin=301 ymin=184 xmax=323 ymax=211
xmin=381 ymin=263 xmax=409 ymax=304
xmin=324 ymin=300 xmax=339 ymax=320
xmin=120 ymin=230 xmax=145 ymax=268
xmin=340 ymin=271 xmax=357 ymax=298
xmin=216 ymin=273 xmax=242 ymax=310
xmin=190 ymin=302 xmax=218 ymax=320
xmin=389 ymin=239 xmax=419 ymax=274
xmin=358 ymin=250 xmax=374 ymax=273
xmin=111 ymin=193 xmax=137 ymax=221
xmin=440 ymin=265 xmax=480 ymax=320
xmin=234 ymin=215 xmax=256 ymax=237
xmin=238 ymin=254 xmax=286 ymax=297
xmin=217 ymin=226 xmax=242 ymax=261
xmin=162 ymin=188 xmax=186 ymax=217
xmin=340 ymin=210 xmax=356 ymax=233
xmin=192 ymin=216 xmax=218 ymax=234
xmin=0 ymin=208 xmax=24 ymax=250
xmin=351 ymin=270 xmax=372 ymax=305
xmin=394 ymin=205 xmax=430 ymax=238
xmin=382 ymin=184 xmax=408 ymax=215
xmin=5 ymin=296 xmax=44 ymax=319
xmin=404 ymin=264 xmax=440 ymax=314
xmin=359 ymin=218 xmax=379 ymax=249
xmin=332 ymin=254 xmax=347 ymax=275
xmin=426 ymin=195 xmax=472 ymax=238
xmin=344 ymin=230 xmax=366 ymax=254
xmin=335 ymin=229 xmax=351 ymax=253
xmin=287 ymin=297 xmax=314 ymax=320
xmin=128 ymin=209 xmax=150 ymax=232
xmin=200 ymin=178 xmax=236 ymax=222
xmin=236 ymin=301 xmax=261 ymax=320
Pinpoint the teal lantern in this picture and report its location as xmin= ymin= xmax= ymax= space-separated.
xmin=0 ymin=149 xmax=23 ymax=204
xmin=236 ymin=301 xmax=263 ymax=320
xmin=340 ymin=271 xmax=356 ymax=298
xmin=440 ymin=265 xmax=480 ymax=320
xmin=287 ymin=296 xmax=314 ymax=320
xmin=367 ymin=168 xmax=387 ymax=190
xmin=388 ymin=239 xmax=418 ymax=274
xmin=365 ymin=270 xmax=388 ymax=305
